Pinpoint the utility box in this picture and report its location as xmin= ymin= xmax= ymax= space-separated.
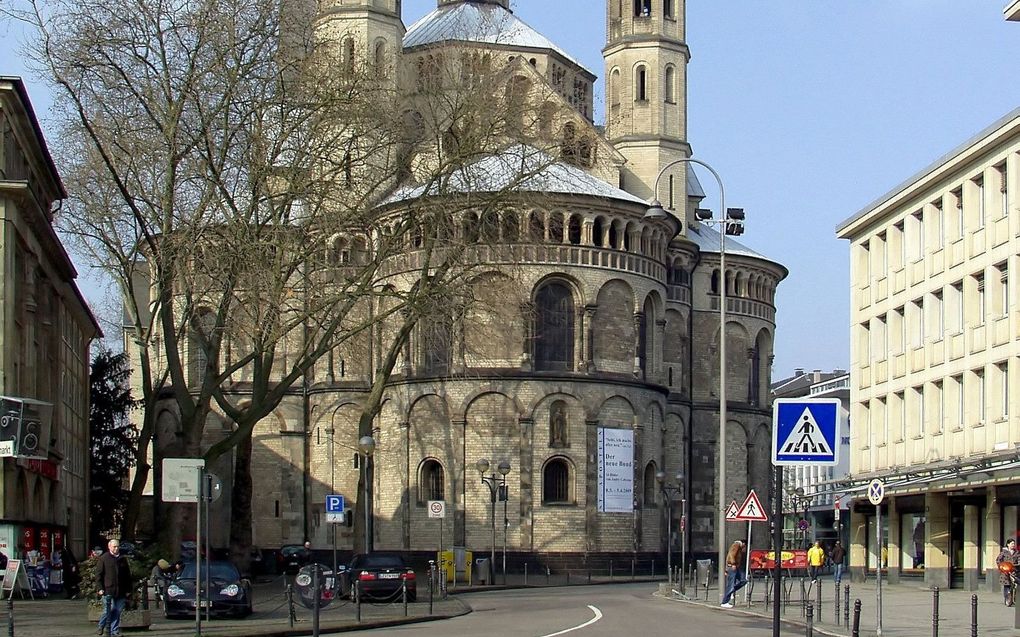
xmin=439 ymin=548 xmax=472 ymax=584
xmin=696 ymin=559 xmax=712 ymax=587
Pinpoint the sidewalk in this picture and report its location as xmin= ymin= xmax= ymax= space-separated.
xmin=667 ymin=574 xmax=1020 ymax=637
xmin=0 ymin=578 xmax=469 ymax=636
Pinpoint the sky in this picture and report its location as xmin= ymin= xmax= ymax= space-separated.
xmin=3 ymin=0 xmax=1020 ymax=378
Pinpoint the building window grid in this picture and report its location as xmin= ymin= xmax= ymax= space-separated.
xmin=953 ymin=282 xmax=964 ymax=333
xmin=998 ymin=163 xmax=1008 ymax=220
xmin=934 ymin=199 xmax=944 ymax=249
xmin=999 ymin=362 xmax=1009 ymax=420
xmin=912 ymin=210 xmax=924 ymax=261
xmin=912 ymin=298 xmax=924 ymax=348
xmin=976 ymin=273 xmax=986 ymax=326
xmin=893 ymin=307 xmax=905 ymax=354
xmin=894 ymin=221 xmax=906 ymax=269
xmin=976 ymin=368 xmax=986 ymax=425
xmin=953 ymin=374 xmax=964 ymax=429
xmin=997 ymin=262 xmax=1009 ymax=319
xmin=915 ymin=386 xmax=925 ymax=437
xmin=896 ymin=391 xmax=906 ymax=441
xmin=934 ymin=380 xmax=944 ymax=434
xmin=932 ymin=289 xmax=944 ymax=340
xmin=953 ymin=188 xmax=964 ymax=239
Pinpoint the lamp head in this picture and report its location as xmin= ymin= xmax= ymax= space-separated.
xmin=497 ymin=460 xmax=511 ymax=476
xmin=675 ymin=471 xmax=684 ymax=485
xmin=644 ymin=199 xmax=669 ymax=221
xmin=357 ymin=435 xmax=376 ymax=456
xmin=655 ymin=470 xmax=666 ymax=485
xmin=695 ymin=208 xmax=714 ymax=221
xmin=475 ymin=458 xmax=490 ymax=475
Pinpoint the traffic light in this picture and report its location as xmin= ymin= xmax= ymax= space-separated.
xmin=724 ymin=207 xmax=745 ymax=236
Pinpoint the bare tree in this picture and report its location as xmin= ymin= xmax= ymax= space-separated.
xmin=9 ymin=0 xmax=580 ymax=556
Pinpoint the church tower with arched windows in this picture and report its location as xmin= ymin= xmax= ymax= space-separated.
xmin=315 ymin=0 xmax=405 ymax=82
xmin=604 ymin=0 xmax=691 ymax=208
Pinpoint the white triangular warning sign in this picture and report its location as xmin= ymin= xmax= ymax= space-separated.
xmin=778 ymin=407 xmax=834 ymax=457
xmin=735 ymin=489 xmax=768 ymax=522
xmin=725 ymin=500 xmax=739 ymax=521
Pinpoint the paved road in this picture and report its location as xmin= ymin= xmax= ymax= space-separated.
xmin=353 ymin=584 xmax=775 ymax=637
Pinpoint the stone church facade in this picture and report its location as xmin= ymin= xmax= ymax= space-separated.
xmin=135 ymin=0 xmax=787 ymax=563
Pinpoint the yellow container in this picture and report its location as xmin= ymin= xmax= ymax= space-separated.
xmin=438 ymin=549 xmax=471 ymax=583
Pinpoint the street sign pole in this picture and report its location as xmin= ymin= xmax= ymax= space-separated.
xmin=744 ymin=520 xmax=752 ymax=605
xmin=772 ymin=465 xmax=783 ymax=637
xmin=876 ymin=503 xmax=882 ymax=636
xmin=195 ymin=466 xmax=203 ymax=637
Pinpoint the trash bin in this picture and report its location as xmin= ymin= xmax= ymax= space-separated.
xmin=475 ymin=558 xmax=491 ymax=585
xmin=696 ymin=559 xmax=712 ymax=588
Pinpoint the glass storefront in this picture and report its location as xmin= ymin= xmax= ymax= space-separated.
xmin=900 ymin=513 xmax=926 ymax=571
xmin=866 ymin=514 xmax=889 ymax=570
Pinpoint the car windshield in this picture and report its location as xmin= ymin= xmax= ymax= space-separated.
xmin=352 ymin=554 xmax=406 ymax=569
xmin=178 ymin=562 xmax=239 ymax=582
xmin=281 ymin=546 xmax=304 ymax=556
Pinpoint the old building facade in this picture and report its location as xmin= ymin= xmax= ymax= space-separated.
xmin=0 ymin=77 xmax=101 ymax=560
xmin=136 ymin=0 xmax=786 ymax=563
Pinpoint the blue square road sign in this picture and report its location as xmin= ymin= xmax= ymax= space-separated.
xmin=771 ymin=398 xmax=841 ymax=466
xmin=326 ymin=495 xmax=345 ymax=513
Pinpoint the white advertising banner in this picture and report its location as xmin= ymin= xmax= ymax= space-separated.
xmin=597 ymin=427 xmax=633 ymax=513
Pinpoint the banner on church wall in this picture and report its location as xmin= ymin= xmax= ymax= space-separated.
xmin=597 ymin=427 xmax=633 ymax=513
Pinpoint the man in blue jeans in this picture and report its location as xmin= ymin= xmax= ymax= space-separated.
xmin=96 ymin=539 xmax=133 ymax=637
xmin=831 ymin=540 xmax=846 ymax=585
xmin=720 ymin=540 xmax=746 ymax=608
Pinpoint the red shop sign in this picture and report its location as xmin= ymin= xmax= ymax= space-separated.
xmin=749 ymin=548 xmax=808 ymax=570
xmin=21 ymin=527 xmax=36 ymax=551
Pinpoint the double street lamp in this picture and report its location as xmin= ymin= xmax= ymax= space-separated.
xmin=656 ymin=470 xmax=685 ymax=590
xmin=358 ymin=435 xmax=376 ymax=553
xmin=785 ymin=485 xmax=811 ymax=548
xmin=476 ymin=458 xmax=511 ymax=585
xmin=647 ymin=157 xmax=744 ymax=602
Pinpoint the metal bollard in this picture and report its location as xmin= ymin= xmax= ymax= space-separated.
xmin=834 ymin=580 xmax=840 ymax=622
xmin=312 ymin=567 xmax=320 ymax=637
xmin=355 ymin=580 xmax=362 ymax=623
xmin=610 ymin=560 xmax=614 ymax=579
xmin=426 ymin=558 xmax=434 ymax=615
xmin=651 ymin=559 xmax=655 ymax=579
xmin=971 ymin=594 xmax=978 ymax=637
xmin=806 ymin=601 xmax=814 ymax=637
xmin=800 ymin=578 xmax=807 ymax=617
xmin=844 ymin=584 xmax=851 ymax=628
xmin=7 ymin=595 xmax=14 ymax=637
xmin=566 ymin=570 xmax=570 ymax=585
xmin=631 ymin=558 xmax=635 ymax=581
xmin=546 ymin=566 xmax=550 ymax=585
xmin=931 ymin=586 xmax=939 ymax=637
xmin=587 ymin=562 xmax=591 ymax=584
xmin=286 ymin=583 xmax=296 ymax=628
xmin=524 ymin=562 xmax=528 ymax=586
xmin=851 ymin=599 xmax=862 ymax=637
xmin=816 ymin=578 xmax=822 ymax=622
xmin=402 ymin=577 xmax=408 ymax=617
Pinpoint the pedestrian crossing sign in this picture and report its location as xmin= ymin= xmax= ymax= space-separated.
xmin=771 ymin=398 xmax=841 ymax=466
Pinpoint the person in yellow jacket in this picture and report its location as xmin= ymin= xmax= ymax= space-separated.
xmin=807 ymin=541 xmax=825 ymax=581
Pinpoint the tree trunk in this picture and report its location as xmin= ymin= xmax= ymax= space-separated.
xmin=229 ymin=433 xmax=254 ymax=573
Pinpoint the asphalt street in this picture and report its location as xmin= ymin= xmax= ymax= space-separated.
xmin=352 ymin=583 xmax=775 ymax=637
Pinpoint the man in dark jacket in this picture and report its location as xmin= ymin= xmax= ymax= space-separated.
xmin=95 ymin=540 xmax=132 ymax=637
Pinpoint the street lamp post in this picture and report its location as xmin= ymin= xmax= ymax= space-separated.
xmin=647 ymin=157 xmax=742 ymax=602
xmin=656 ymin=470 xmax=685 ymax=588
xmin=327 ymin=427 xmax=337 ymax=578
xmin=358 ymin=435 xmax=376 ymax=554
xmin=476 ymin=458 xmax=510 ymax=585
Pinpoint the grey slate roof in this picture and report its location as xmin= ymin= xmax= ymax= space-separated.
xmin=403 ymin=1 xmax=591 ymax=75
xmin=383 ymin=144 xmax=646 ymax=205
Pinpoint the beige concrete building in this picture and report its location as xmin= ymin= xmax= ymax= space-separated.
xmin=0 ymin=77 xmax=101 ymax=560
xmin=837 ymin=106 xmax=1020 ymax=590
xmin=134 ymin=0 xmax=787 ymax=566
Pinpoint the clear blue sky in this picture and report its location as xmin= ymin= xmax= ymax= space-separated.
xmin=3 ymin=1 xmax=1020 ymax=378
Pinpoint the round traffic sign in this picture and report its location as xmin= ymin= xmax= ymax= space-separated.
xmin=867 ymin=479 xmax=884 ymax=506
xmin=428 ymin=500 xmax=446 ymax=518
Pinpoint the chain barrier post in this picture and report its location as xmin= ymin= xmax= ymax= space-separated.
xmin=402 ymin=577 xmax=408 ymax=617
xmin=524 ymin=562 xmax=528 ymax=586
xmin=834 ymin=579 xmax=840 ymax=623
xmin=800 ymin=578 xmax=806 ymax=617
xmin=816 ymin=578 xmax=822 ymax=622
xmin=7 ymin=595 xmax=14 ymax=637
xmin=851 ymin=599 xmax=862 ymax=637
xmin=631 ymin=558 xmax=635 ymax=581
xmin=931 ymin=586 xmax=939 ymax=637
xmin=546 ymin=566 xmax=550 ymax=585
xmin=971 ymin=594 xmax=978 ymax=637
xmin=312 ymin=567 xmax=320 ymax=637
xmin=286 ymin=583 xmax=295 ymax=628
xmin=806 ymin=601 xmax=814 ymax=637
xmin=428 ymin=561 xmax=435 ymax=615
xmin=609 ymin=560 xmax=614 ymax=579
xmin=355 ymin=580 xmax=362 ymax=623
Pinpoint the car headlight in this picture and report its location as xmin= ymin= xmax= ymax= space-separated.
xmin=220 ymin=584 xmax=240 ymax=597
xmin=167 ymin=585 xmax=185 ymax=598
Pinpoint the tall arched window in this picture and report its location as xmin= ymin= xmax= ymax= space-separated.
xmin=635 ymin=65 xmax=648 ymax=101
xmin=610 ymin=69 xmax=621 ymax=107
xmin=502 ymin=212 xmax=520 ymax=243
xmin=664 ymin=65 xmax=676 ymax=103
xmin=664 ymin=0 xmax=674 ymax=19
xmin=421 ymin=310 xmax=452 ymax=376
xmin=542 ymin=458 xmax=570 ymax=503
xmin=561 ymin=122 xmax=580 ymax=164
xmin=534 ymin=282 xmax=575 ymax=371
xmin=710 ymin=269 xmax=720 ymax=294
xmin=462 ymin=212 xmax=480 ymax=243
xmin=528 ymin=211 xmax=546 ymax=242
xmin=593 ymin=218 xmax=605 ymax=247
xmin=643 ymin=461 xmax=657 ymax=507
xmin=189 ymin=309 xmax=217 ymax=386
xmin=567 ymin=215 xmax=582 ymax=245
xmin=374 ymin=40 xmax=386 ymax=75
xmin=548 ymin=213 xmax=564 ymax=244
xmin=419 ymin=459 xmax=445 ymax=503
xmin=634 ymin=0 xmax=651 ymax=17
xmin=343 ymin=38 xmax=355 ymax=74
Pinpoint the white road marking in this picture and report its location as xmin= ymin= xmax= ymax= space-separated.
xmin=538 ymin=605 xmax=603 ymax=637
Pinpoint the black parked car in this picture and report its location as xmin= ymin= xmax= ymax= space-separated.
xmin=277 ymin=544 xmax=311 ymax=575
xmin=347 ymin=553 xmax=416 ymax=602
xmin=163 ymin=561 xmax=253 ymax=619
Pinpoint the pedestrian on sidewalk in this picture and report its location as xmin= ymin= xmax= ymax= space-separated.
xmin=95 ymin=539 xmax=133 ymax=637
xmin=807 ymin=541 xmax=825 ymax=582
xmin=996 ymin=538 xmax=1020 ymax=606
xmin=720 ymin=540 xmax=746 ymax=608
xmin=830 ymin=540 xmax=846 ymax=585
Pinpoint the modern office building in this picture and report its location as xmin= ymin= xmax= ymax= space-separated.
xmin=837 ymin=104 xmax=1020 ymax=589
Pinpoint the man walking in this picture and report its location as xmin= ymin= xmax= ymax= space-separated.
xmin=720 ymin=540 xmax=746 ymax=608
xmin=96 ymin=539 xmax=133 ymax=637
xmin=830 ymin=540 xmax=846 ymax=585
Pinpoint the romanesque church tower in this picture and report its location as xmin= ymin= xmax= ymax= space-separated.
xmin=604 ymin=0 xmax=691 ymax=213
